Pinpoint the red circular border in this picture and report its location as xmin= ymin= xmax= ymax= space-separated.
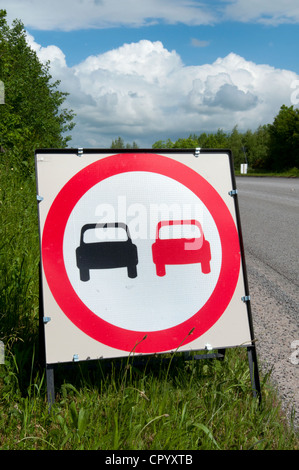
xmin=42 ymin=153 xmax=240 ymax=353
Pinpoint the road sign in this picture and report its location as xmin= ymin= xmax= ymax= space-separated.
xmin=36 ymin=149 xmax=254 ymax=365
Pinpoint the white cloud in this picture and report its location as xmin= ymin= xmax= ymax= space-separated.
xmin=27 ymin=36 xmax=299 ymax=147
xmin=222 ymin=0 xmax=299 ymax=25
xmin=6 ymin=0 xmax=215 ymax=31
xmin=191 ymin=38 xmax=210 ymax=48
xmin=25 ymin=33 xmax=67 ymax=68
xmin=6 ymin=0 xmax=299 ymax=31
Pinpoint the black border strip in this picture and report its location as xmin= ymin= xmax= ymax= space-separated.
xmin=35 ymin=147 xmax=233 ymax=155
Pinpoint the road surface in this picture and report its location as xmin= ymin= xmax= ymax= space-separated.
xmin=236 ymin=176 xmax=299 ymax=428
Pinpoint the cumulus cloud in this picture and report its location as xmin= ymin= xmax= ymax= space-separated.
xmin=204 ymin=84 xmax=258 ymax=111
xmin=26 ymin=32 xmax=67 ymax=68
xmin=26 ymin=36 xmax=299 ymax=147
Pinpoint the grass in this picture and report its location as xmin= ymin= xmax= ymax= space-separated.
xmin=0 ymin=155 xmax=298 ymax=450
xmin=1 ymin=347 xmax=298 ymax=450
xmin=235 ymin=166 xmax=299 ymax=178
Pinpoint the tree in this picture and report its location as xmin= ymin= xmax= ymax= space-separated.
xmin=152 ymin=138 xmax=174 ymax=149
xmin=199 ymin=129 xmax=229 ymax=148
xmin=268 ymin=105 xmax=299 ymax=171
xmin=227 ymin=126 xmax=244 ymax=168
xmin=110 ymin=136 xmax=125 ymax=148
xmin=0 ymin=10 xmax=75 ymax=172
xmin=110 ymin=136 xmax=139 ymax=148
xmin=172 ymin=135 xmax=199 ymax=148
xmin=243 ymin=125 xmax=270 ymax=169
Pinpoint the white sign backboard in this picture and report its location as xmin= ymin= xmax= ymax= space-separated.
xmin=36 ymin=149 xmax=254 ymax=365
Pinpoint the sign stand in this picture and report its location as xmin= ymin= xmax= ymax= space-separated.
xmin=36 ymin=148 xmax=261 ymax=408
xmin=39 ymin=295 xmax=261 ymax=408
xmin=38 ymin=263 xmax=55 ymax=408
xmin=46 ymin=364 xmax=55 ymax=407
xmin=247 ymin=345 xmax=261 ymax=399
xmin=40 ymin=294 xmax=261 ymax=409
xmin=41 ymin=337 xmax=261 ymax=409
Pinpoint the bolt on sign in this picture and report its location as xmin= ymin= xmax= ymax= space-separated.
xmin=36 ymin=149 xmax=256 ymax=365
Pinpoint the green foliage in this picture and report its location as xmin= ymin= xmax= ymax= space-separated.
xmin=0 ymin=165 xmax=39 ymax=345
xmin=0 ymin=9 xmax=75 ymax=174
xmin=110 ymin=136 xmax=139 ymax=149
xmin=268 ymin=105 xmax=299 ymax=171
xmin=0 ymin=343 xmax=298 ymax=449
xmin=242 ymin=125 xmax=271 ymax=170
xmin=152 ymin=130 xmax=230 ymax=151
xmin=152 ymin=109 xmax=299 ymax=173
xmin=152 ymin=126 xmax=271 ymax=170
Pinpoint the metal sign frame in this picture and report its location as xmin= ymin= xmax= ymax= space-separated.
xmin=35 ymin=148 xmax=261 ymax=405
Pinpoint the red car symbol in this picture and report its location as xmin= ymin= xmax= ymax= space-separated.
xmin=152 ymin=220 xmax=211 ymax=277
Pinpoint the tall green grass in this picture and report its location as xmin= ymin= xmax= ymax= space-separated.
xmin=0 ymin=154 xmax=298 ymax=450
xmin=0 ymin=157 xmax=40 ymax=349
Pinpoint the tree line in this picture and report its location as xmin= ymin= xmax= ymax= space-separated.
xmin=151 ymin=108 xmax=299 ymax=172
xmin=112 ymin=107 xmax=299 ymax=172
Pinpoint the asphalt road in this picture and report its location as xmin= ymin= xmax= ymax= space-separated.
xmin=236 ymin=177 xmax=299 ymax=288
xmin=236 ymin=176 xmax=299 ymax=428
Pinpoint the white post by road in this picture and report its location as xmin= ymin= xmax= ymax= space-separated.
xmin=0 ymin=80 xmax=4 ymax=104
xmin=0 ymin=341 xmax=4 ymax=364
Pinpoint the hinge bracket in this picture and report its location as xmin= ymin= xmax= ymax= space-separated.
xmin=228 ymin=189 xmax=238 ymax=196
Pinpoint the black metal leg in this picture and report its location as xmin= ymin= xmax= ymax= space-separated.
xmin=247 ymin=345 xmax=261 ymax=402
xmin=217 ymin=349 xmax=226 ymax=361
xmin=46 ymin=364 xmax=55 ymax=409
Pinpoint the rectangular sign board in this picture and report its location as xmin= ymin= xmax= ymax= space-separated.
xmin=36 ymin=149 xmax=255 ymax=365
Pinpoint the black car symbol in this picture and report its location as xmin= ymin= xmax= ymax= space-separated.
xmin=76 ymin=222 xmax=138 ymax=281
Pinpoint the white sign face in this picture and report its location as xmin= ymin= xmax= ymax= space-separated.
xmin=64 ymin=172 xmax=222 ymax=332
xmin=36 ymin=150 xmax=253 ymax=364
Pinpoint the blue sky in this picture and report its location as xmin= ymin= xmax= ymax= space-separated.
xmin=4 ymin=0 xmax=299 ymax=148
